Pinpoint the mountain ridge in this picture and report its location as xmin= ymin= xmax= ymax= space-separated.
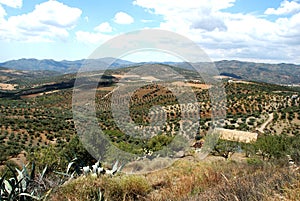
xmin=0 ymin=57 xmax=134 ymax=73
xmin=0 ymin=58 xmax=299 ymax=85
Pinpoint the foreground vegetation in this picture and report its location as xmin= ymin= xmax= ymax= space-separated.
xmin=33 ymin=159 xmax=300 ymax=201
xmin=1 ymin=151 xmax=299 ymax=201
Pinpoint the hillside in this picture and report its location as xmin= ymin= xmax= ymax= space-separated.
xmin=0 ymin=64 xmax=299 ymax=163
xmin=215 ymin=60 xmax=300 ymax=85
xmin=0 ymin=58 xmax=134 ymax=73
xmin=1 ymin=58 xmax=299 ymax=85
xmin=0 ymin=63 xmax=299 ymax=200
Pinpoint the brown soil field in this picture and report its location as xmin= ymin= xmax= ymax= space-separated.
xmin=21 ymin=90 xmax=60 ymax=98
xmin=0 ymin=83 xmax=18 ymax=90
xmin=172 ymin=81 xmax=211 ymax=89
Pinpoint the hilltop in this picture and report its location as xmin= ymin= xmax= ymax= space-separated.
xmin=0 ymin=58 xmax=299 ymax=85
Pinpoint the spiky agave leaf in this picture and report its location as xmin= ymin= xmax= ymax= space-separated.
xmin=10 ymin=176 xmax=26 ymax=198
xmin=105 ymin=160 xmax=120 ymax=175
xmin=98 ymin=188 xmax=107 ymax=201
xmin=30 ymin=162 xmax=36 ymax=181
xmin=19 ymin=192 xmax=42 ymax=200
xmin=82 ymin=166 xmax=90 ymax=175
xmin=117 ymin=162 xmax=124 ymax=173
xmin=0 ymin=172 xmax=7 ymax=197
xmin=92 ymin=162 xmax=100 ymax=173
xmin=39 ymin=166 xmax=47 ymax=182
xmin=3 ymin=180 xmax=12 ymax=195
xmin=111 ymin=160 xmax=119 ymax=173
xmin=21 ymin=164 xmax=29 ymax=179
xmin=97 ymin=167 xmax=105 ymax=175
xmin=15 ymin=168 xmax=26 ymax=191
xmin=66 ymin=162 xmax=75 ymax=175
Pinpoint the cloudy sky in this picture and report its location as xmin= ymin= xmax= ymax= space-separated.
xmin=0 ymin=0 xmax=300 ymax=63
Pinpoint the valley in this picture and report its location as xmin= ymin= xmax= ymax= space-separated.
xmin=0 ymin=61 xmax=299 ymax=200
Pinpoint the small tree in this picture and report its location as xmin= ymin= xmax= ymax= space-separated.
xmin=212 ymin=139 xmax=240 ymax=160
xmin=254 ymin=134 xmax=289 ymax=161
xmin=290 ymin=135 xmax=300 ymax=165
xmin=241 ymin=142 xmax=255 ymax=158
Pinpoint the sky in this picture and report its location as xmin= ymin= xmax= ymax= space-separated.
xmin=0 ymin=0 xmax=300 ymax=64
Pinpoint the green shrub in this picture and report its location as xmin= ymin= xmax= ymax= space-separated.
xmin=246 ymin=158 xmax=263 ymax=166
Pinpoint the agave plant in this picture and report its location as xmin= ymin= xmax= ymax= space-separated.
xmin=0 ymin=162 xmax=49 ymax=201
xmin=81 ymin=160 xmax=123 ymax=177
xmin=54 ymin=157 xmax=78 ymax=180
xmin=105 ymin=160 xmax=123 ymax=176
xmin=55 ymin=158 xmax=124 ymax=185
xmin=97 ymin=188 xmax=107 ymax=201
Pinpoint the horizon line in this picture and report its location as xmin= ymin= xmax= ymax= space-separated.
xmin=0 ymin=57 xmax=299 ymax=66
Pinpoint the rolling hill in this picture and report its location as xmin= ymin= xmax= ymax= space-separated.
xmin=0 ymin=58 xmax=299 ymax=85
xmin=0 ymin=57 xmax=134 ymax=73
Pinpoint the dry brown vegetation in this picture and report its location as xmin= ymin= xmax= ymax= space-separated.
xmin=49 ymin=159 xmax=299 ymax=201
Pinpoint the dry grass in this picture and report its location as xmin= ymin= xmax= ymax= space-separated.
xmin=189 ymin=163 xmax=299 ymax=201
xmin=50 ymin=176 xmax=103 ymax=201
xmin=281 ymin=178 xmax=300 ymax=201
xmin=49 ymin=159 xmax=300 ymax=201
xmin=50 ymin=174 xmax=151 ymax=201
xmin=123 ymin=157 xmax=174 ymax=173
xmin=145 ymin=159 xmax=223 ymax=201
xmin=102 ymin=175 xmax=151 ymax=201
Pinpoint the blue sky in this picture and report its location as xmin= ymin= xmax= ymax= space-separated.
xmin=0 ymin=0 xmax=300 ymax=63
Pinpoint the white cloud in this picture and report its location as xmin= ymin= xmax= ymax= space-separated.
xmin=265 ymin=0 xmax=300 ymax=15
xmin=133 ymin=0 xmax=300 ymax=63
xmin=0 ymin=4 xmax=6 ymax=18
xmin=94 ymin=22 xmax=112 ymax=33
xmin=76 ymin=21 xmax=115 ymax=44
xmin=191 ymin=16 xmax=227 ymax=31
xmin=276 ymin=12 xmax=300 ymax=38
xmin=141 ymin=19 xmax=153 ymax=23
xmin=133 ymin=0 xmax=235 ymax=33
xmin=133 ymin=0 xmax=235 ymax=16
xmin=114 ymin=11 xmax=134 ymax=24
xmin=0 ymin=0 xmax=22 ymax=8
xmin=0 ymin=0 xmax=82 ymax=42
xmin=76 ymin=31 xmax=114 ymax=44
xmin=30 ymin=1 xmax=81 ymax=28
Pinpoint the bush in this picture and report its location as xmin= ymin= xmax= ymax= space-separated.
xmin=290 ymin=135 xmax=300 ymax=165
xmin=146 ymin=134 xmax=173 ymax=152
xmin=28 ymin=145 xmax=66 ymax=172
xmin=246 ymin=158 xmax=263 ymax=166
xmin=29 ymin=135 xmax=95 ymax=172
xmin=255 ymin=134 xmax=290 ymax=161
xmin=212 ymin=139 xmax=240 ymax=160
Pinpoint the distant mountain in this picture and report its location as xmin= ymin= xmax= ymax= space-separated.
xmin=0 ymin=57 xmax=135 ymax=73
xmin=0 ymin=58 xmax=299 ymax=85
xmin=167 ymin=60 xmax=300 ymax=85
xmin=0 ymin=66 xmax=61 ymax=83
xmin=214 ymin=60 xmax=300 ymax=85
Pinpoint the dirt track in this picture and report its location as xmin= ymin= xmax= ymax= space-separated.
xmin=257 ymin=113 xmax=273 ymax=133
